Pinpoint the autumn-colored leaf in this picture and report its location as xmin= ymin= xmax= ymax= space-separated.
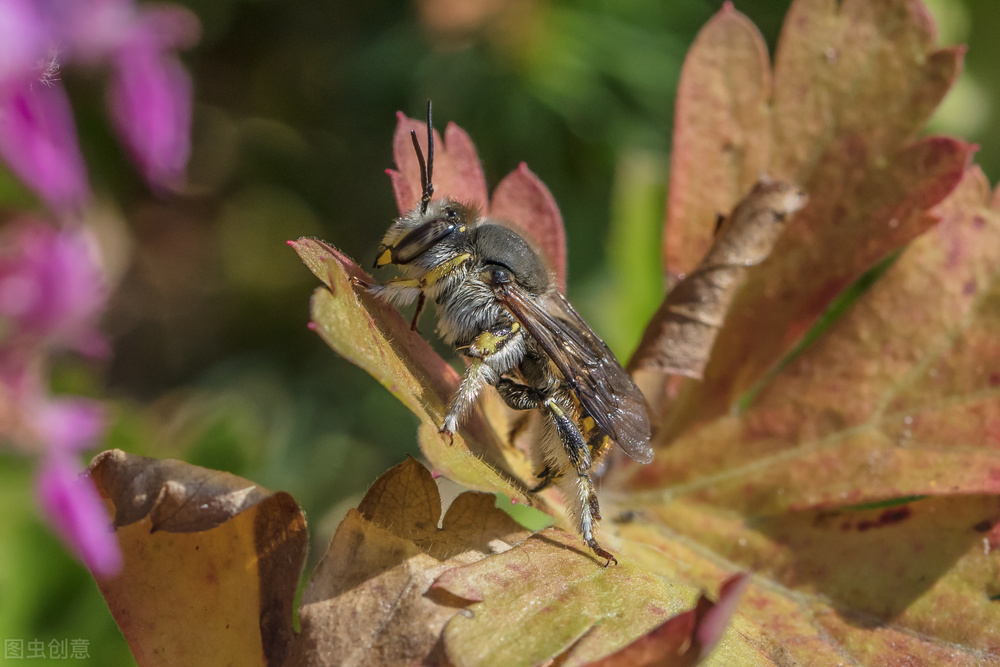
xmin=585 ymin=573 xmax=750 ymax=667
xmin=284 ymin=457 xmax=530 ymax=666
xmin=658 ymin=1 xmax=972 ymax=437
xmin=606 ymin=157 xmax=1000 ymax=662
xmin=88 ymin=449 xmax=307 ymax=667
xmin=628 ymin=167 xmax=1000 ymax=508
xmin=289 ymin=237 xmax=531 ymax=501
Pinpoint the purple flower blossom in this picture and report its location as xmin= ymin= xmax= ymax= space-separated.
xmin=0 ymin=78 xmax=90 ymax=211
xmin=0 ymin=0 xmax=48 ymax=84
xmin=0 ymin=222 xmax=108 ymax=357
xmin=0 ymin=221 xmax=119 ymax=577
xmin=0 ymin=0 xmax=200 ymax=580
xmin=36 ymin=446 xmax=122 ymax=578
xmin=109 ymin=47 xmax=192 ymax=190
xmin=0 ymin=0 xmax=200 ymax=201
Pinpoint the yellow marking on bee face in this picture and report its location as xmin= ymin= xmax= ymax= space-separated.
xmin=420 ymin=253 xmax=472 ymax=288
xmin=459 ymin=225 xmax=467 ymax=232
xmin=376 ymin=247 xmax=393 ymax=267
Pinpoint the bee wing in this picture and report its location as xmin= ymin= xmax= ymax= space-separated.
xmin=496 ymin=284 xmax=653 ymax=463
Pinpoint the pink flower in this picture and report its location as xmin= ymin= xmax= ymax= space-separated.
xmin=0 ymin=0 xmax=48 ymax=84
xmin=0 ymin=0 xmax=200 ymax=200
xmin=0 ymin=222 xmax=108 ymax=358
xmin=0 ymin=221 xmax=119 ymax=577
xmin=0 ymin=77 xmax=90 ymax=211
xmin=109 ymin=46 xmax=193 ymax=190
xmin=36 ymin=444 xmax=122 ymax=578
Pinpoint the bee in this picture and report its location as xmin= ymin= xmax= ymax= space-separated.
xmin=366 ymin=103 xmax=652 ymax=564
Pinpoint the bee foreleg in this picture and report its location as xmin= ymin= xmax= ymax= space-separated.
xmin=441 ymin=359 xmax=499 ymax=436
xmin=410 ymin=292 xmax=426 ymax=331
xmin=366 ymin=278 xmax=422 ymax=308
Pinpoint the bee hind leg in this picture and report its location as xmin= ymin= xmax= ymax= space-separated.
xmin=495 ymin=379 xmax=559 ymax=491
xmin=544 ymin=399 xmax=617 ymax=566
xmin=529 ymin=464 xmax=562 ymax=493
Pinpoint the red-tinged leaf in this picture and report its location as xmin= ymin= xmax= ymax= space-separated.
xmin=584 ymin=574 xmax=750 ymax=667
xmin=671 ymin=136 xmax=974 ymax=436
xmin=609 ymin=496 xmax=1000 ymax=664
xmin=489 ymin=162 xmax=568 ymax=291
xmin=659 ymin=0 xmax=969 ymax=436
xmin=289 ymin=237 xmax=531 ymax=501
xmin=434 ymin=529 xmax=706 ymax=667
xmin=771 ymin=0 xmax=962 ymax=181
xmin=664 ymin=2 xmax=772 ymax=281
xmin=627 ymin=167 xmax=1000 ymax=512
xmin=389 ymin=112 xmax=489 ymax=215
xmin=88 ymin=450 xmax=307 ymax=667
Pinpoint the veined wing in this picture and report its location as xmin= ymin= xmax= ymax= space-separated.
xmin=495 ymin=284 xmax=653 ymax=463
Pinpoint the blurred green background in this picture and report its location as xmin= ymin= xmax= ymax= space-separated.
xmin=0 ymin=0 xmax=995 ymax=664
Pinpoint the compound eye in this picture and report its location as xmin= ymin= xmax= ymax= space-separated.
xmin=483 ymin=263 xmax=512 ymax=286
xmin=445 ymin=208 xmax=459 ymax=221
xmin=390 ymin=218 xmax=457 ymax=265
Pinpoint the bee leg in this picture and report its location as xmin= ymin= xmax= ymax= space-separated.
xmin=441 ymin=359 xmax=499 ymax=436
xmin=543 ymin=399 xmax=591 ymax=472
xmin=365 ymin=277 xmax=422 ymax=308
xmin=542 ymin=399 xmax=616 ymax=565
xmin=495 ymin=378 xmax=543 ymax=410
xmin=580 ymin=479 xmax=617 ymax=566
xmin=529 ymin=465 xmax=562 ymax=493
xmin=410 ymin=292 xmax=426 ymax=331
xmin=442 ymin=324 xmax=524 ymax=435
xmin=494 ymin=379 xmax=560 ymax=490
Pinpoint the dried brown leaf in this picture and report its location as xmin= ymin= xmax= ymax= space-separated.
xmin=88 ymin=449 xmax=307 ymax=667
xmin=285 ymin=457 xmax=529 ymax=667
xmin=631 ymin=179 xmax=807 ymax=378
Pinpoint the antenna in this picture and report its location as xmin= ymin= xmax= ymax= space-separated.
xmin=409 ymin=100 xmax=435 ymax=214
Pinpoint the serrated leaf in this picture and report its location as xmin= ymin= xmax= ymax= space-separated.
xmin=629 ymin=168 xmax=1000 ymax=507
xmin=606 ymin=165 xmax=1000 ymax=662
xmin=658 ymin=0 xmax=972 ymax=438
xmin=435 ymin=528 xmax=702 ymax=667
